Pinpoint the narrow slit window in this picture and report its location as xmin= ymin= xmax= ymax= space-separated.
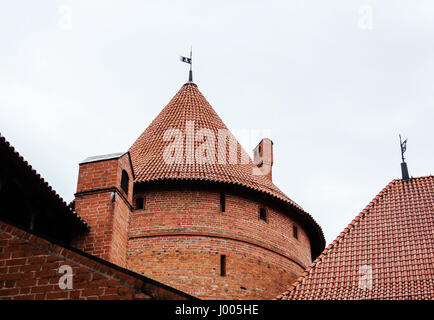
xmin=136 ymin=197 xmax=144 ymax=210
xmin=120 ymin=170 xmax=129 ymax=195
xmin=220 ymin=254 xmax=226 ymax=276
xmin=259 ymin=207 xmax=267 ymax=221
xmin=293 ymin=225 xmax=298 ymax=239
xmin=220 ymin=193 xmax=226 ymax=212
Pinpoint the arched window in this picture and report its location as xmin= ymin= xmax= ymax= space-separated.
xmin=120 ymin=170 xmax=129 ymax=195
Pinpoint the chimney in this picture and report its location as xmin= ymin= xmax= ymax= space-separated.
xmin=253 ymin=138 xmax=274 ymax=181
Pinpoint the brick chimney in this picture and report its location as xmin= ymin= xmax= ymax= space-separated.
xmin=253 ymin=138 xmax=273 ymax=181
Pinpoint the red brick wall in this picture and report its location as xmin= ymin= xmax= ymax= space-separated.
xmin=110 ymin=154 xmax=134 ymax=266
xmin=0 ymin=221 xmax=190 ymax=300
xmin=71 ymin=152 xmax=315 ymax=299
xmin=109 ymin=195 xmax=131 ymax=267
xmin=127 ymin=190 xmax=312 ymax=299
xmin=72 ymin=192 xmax=116 ymax=263
xmin=72 ymin=154 xmax=133 ymax=267
xmin=76 ymin=159 xmax=118 ymax=193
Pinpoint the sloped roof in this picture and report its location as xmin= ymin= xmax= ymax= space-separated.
xmin=129 ymin=82 xmax=325 ymax=256
xmin=278 ymin=175 xmax=434 ymax=300
xmin=0 ymin=133 xmax=88 ymax=231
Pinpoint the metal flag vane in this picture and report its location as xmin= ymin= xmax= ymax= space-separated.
xmin=180 ymin=47 xmax=193 ymax=82
xmin=399 ymin=134 xmax=408 ymax=162
xmin=399 ymin=134 xmax=410 ymax=181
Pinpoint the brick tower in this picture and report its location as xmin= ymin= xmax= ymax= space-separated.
xmin=72 ymin=152 xmax=134 ymax=268
xmin=73 ymin=81 xmax=325 ymax=299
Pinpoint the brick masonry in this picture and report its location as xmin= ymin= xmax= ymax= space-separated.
xmin=0 ymin=221 xmax=192 ymax=300
xmin=71 ymin=153 xmax=134 ymax=267
xmin=70 ymin=152 xmax=316 ymax=300
xmin=127 ymin=189 xmax=312 ymax=299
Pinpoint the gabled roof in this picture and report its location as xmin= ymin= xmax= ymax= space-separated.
xmin=278 ymin=175 xmax=434 ymax=300
xmin=129 ymin=83 xmax=325 ymax=257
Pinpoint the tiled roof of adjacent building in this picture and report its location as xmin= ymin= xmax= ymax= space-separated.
xmin=0 ymin=133 xmax=88 ymax=231
xmin=277 ymin=175 xmax=434 ymax=300
xmin=129 ymin=83 xmax=325 ymax=257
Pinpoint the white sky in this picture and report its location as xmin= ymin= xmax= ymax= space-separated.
xmin=1 ymin=1 xmax=433 ymax=245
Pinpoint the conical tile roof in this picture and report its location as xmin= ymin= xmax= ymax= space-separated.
xmin=129 ymin=83 xmax=325 ymax=256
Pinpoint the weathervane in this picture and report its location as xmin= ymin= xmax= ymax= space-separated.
xmin=399 ymin=134 xmax=410 ymax=181
xmin=399 ymin=134 xmax=407 ymax=162
xmin=180 ymin=47 xmax=193 ymax=83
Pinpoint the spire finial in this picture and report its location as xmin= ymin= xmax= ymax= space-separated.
xmin=180 ymin=47 xmax=193 ymax=83
xmin=399 ymin=134 xmax=410 ymax=181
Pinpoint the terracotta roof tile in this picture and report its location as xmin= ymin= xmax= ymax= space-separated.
xmin=0 ymin=133 xmax=89 ymax=230
xmin=129 ymin=83 xmax=325 ymax=256
xmin=278 ymin=175 xmax=434 ymax=300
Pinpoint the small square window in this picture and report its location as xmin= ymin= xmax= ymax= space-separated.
xmin=259 ymin=208 xmax=267 ymax=221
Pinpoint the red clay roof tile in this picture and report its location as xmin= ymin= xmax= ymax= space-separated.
xmin=0 ymin=133 xmax=88 ymax=230
xmin=278 ymin=175 xmax=434 ymax=300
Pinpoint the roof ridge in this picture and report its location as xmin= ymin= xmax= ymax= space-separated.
xmin=277 ymin=178 xmax=401 ymax=299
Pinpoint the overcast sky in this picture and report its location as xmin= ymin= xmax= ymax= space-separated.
xmin=1 ymin=1 xmax=433 ymax=245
